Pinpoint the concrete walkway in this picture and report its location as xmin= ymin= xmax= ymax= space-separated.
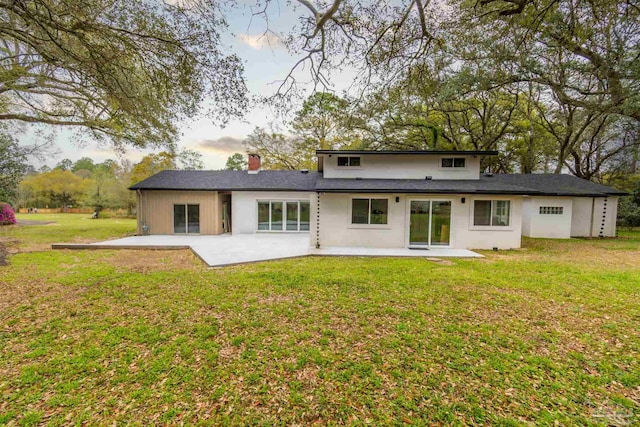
xmin=53 ymin=234 xmax=482 ymax=267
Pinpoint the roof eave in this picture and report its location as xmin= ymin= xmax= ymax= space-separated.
xmin=315 ymin=150 xmax=499 ymax=156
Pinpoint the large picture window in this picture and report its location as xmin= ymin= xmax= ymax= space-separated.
xmin=352 ymin=198 xmax=388 ymax=225
xmin=258 ymin=200 xmax=310 ymax=232
xmin=473 ymin=200 xmax=510 ymax=226
xmin=174 ymin=204 xmax=200 ymax=234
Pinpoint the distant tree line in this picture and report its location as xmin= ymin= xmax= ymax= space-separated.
xmin=7 ymin=149 xmax=204 ymax=215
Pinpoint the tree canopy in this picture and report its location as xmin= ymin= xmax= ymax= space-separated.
xmin=0 ymin=0 xmax=248 ymax=151
xmin=224 ymin=153 xmax=247 ymax=171
xmin=0 ymin=134 xmax=28 ymax=203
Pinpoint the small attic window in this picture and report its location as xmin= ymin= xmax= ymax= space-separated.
xmin=337 ymin=156 xmax=361 ymax=167
xmin=441 ymin=157 xmax=466 ymax=168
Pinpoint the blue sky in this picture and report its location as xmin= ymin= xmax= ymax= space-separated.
xmin=20 ymin=2 xmax=322 ymax=170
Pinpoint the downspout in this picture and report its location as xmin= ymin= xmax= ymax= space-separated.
xmin=599 ymin=196 xmax=608 ymax=238
xmin=315 ymin=192 xmax=321 ymax=249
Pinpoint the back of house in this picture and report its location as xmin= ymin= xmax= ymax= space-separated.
xmin=130 ymin=150 xmax=625 ymax=250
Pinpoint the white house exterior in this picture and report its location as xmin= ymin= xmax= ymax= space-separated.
xmin=130 ymin=150 xmax=625 ymax=250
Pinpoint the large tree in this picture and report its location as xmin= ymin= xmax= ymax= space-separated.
xmin=224 ymin=153 xmax=247 ymax=170
xmin=0 ymin=134 xmax=28 ymax=203
xmin=20 ymin=169 xmax=90 ymax=208
xmin=129 ymin=149 xmax=204 ymax=185
xmin=0 ymin=0 xmax=247 ymax=151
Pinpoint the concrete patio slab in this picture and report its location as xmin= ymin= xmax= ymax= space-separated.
xmin=52 ymin=234 xmax=483 ymax=266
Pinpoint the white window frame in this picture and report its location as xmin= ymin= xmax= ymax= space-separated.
xmin=469 ymin=198 xmax=514 ymax=231
xmin=439 ymin=157 xmax=468 ymax=170
xmin=336 ymin=156 xmax=362 ymax=168
xmin=347 ymin=196 xmax=391 ymax=229
xmin=404 ymin=197 xmax=454 ymax=249
xmin=256 ymin=200 xmax=310 ymax=232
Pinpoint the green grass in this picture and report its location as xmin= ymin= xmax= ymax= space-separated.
xmin=1 ymin=213 xmax=136 ymax=251
xmin=0 ymin=218 xmax=639 ymax=425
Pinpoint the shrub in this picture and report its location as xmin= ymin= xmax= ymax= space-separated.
xmin=617 ymin=196 xmax=640 ymax=229
xmin=0 ymin=203 xmax=17 ymax=225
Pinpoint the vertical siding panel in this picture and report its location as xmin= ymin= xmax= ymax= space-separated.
xmin=138 ymin=191 xmax=220 ymax=235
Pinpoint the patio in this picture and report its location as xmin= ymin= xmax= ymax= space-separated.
xmin=52 ymin=234 xmax=483 ymax=267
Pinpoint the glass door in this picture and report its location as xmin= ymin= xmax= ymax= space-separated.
xmin=409 ymin=200 xmax=451 ymax=247
xmin=409 ymin=201 xmax=430 ymax=246
xmin=430 ymin=201 xmax=451 ymax=246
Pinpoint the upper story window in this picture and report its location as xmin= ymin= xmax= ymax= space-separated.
xmin=441 ymin=157 xmax=466 ymax=168
xmin=337 ymin=156 xmax=361 ymax=167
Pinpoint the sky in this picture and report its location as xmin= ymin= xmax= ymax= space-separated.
xmin=18 ymin=2 xmax=327 ymax=170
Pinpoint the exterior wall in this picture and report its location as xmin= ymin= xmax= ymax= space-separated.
xmin=571 ymin=197 xmax=593 ymax=237
xmin=137 ymin=190 xmax=220 ymax=235
xmin=316 ymin=193 xmax=522 ymax=250
xmin=231 ymin=191 xmax=312 ymax=234
xmin=457 ymin=195 xmax=523 ymax=250
xmin=521 ymin=197 xmax=573 ymax=238
xmin=321 ymin=154 xmax=481 ymax=180
xmin=317 ymin=193 xmax=407 ymax=248
xmin=570 ymin=196 xmax=618 ymax=237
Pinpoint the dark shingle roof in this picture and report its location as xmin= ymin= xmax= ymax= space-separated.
xmin=130 ymin=170 xmax=320 ymax=191
xmin=484 ymin=174 xmax=627 ymax=197
xmin=130 ymin=170 xmax=625 ymax=197
xmin=316 ymin=150 xmax=498 ymax=156
xmin=315 ymin=177 xmax=539 ymax=194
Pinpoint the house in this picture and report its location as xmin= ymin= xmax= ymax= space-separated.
xmin=129 ymin=151 xmax=625 ymax=250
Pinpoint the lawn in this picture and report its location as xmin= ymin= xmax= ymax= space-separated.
xmin=0 ymin=216 xmax=639 ymax=425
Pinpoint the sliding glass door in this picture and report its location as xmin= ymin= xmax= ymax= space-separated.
xmin=174 ymin=204 xmax=200 ymax=234
xmin=257 ymin=200 xmax=310 ymax=232
xmin=409 ymin=200 xmax=451 ymax=247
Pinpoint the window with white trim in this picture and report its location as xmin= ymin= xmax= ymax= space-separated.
xmin=351 ymin=198 xmax=388 ymax=225
xmin=441 ymin=157 xmax=466 ymax=168
xmin=473 ymin=200 xmax=510 ymax=226
xmin=539 ymin=206 xmax=563 ymax=215
xmin=257 ymin=200 xmax=310 ymax=232
xmin=337 ymin=156 xmax=361 ymax=167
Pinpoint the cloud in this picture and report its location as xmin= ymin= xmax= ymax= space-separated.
xmin=193 ymin=136 xmax=246 ymax=156
xmin=237 ymin=32 xmax=284 ymax=50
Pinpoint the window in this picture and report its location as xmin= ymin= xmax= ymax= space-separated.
xmin=173 ymin=204 xmax=200 ymax=234
xmin=473 ymin=200 xmax=510 ymax=226
xmin=351 ymin=198 xmax=388 ymax=225
xmin=441 ymin=157 xmax=466 ymax=168
xmin=257 ymin=200 xmax=310 ymax=232
xmin=337 ymin=156 xmax=361 ymax=167
xmin=540 ymin=206 xmax=563 ymax=215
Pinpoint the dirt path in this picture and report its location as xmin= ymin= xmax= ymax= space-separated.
xmin=0 ymin=242 xmax=7 ymax=266
xmin=16 ymin=220 xmax=54 ymax=226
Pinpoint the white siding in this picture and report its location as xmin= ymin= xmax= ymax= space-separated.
xmin=458 ymin=196 xmax=523 ymax=250
xmin=231 ymin=191 xmax=312 ymax=234
xmin=570 ymin=196 xmax=618 ymax=237
xmin=521 ymin=197 xmax=573 ymax=238
xmin=316 ymin=193 xmax=523 ymax=250
xmin=321 ymin=154 xmax=481 ymax=180
xmin=571 ymin=197 xmax=593 ymax=237
xmin=317 ymin=193 xmax=407 ymax=248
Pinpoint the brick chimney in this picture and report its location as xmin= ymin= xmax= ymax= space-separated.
xmin=248 ymin=153 xmax=261 ymax=174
